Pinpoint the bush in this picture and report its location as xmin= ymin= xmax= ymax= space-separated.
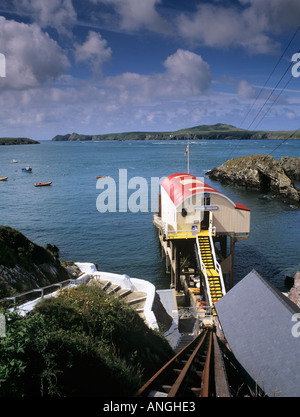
xmin=0 ymin=283 xmax=174 ymax=396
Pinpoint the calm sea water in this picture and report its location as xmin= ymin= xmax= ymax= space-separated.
xmin=0 ymin=139 xmax=299 ymax=291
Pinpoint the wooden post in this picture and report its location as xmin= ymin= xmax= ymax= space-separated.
xmin=229 ymin=235 xmax=235 ymax=289
xmin=219 ymin=235 xmax=227 ymax=259
xmin=170 ymin=241 xmax=175 ymax=288
xmin=175 ymin=247 xmax=180 ymax=291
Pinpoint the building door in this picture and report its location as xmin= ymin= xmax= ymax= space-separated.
xmin=201 ymin=211 xmax=209 ymax=230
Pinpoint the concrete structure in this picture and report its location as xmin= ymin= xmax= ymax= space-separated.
xmin=1 ymin=263 xmax=182 ymax=349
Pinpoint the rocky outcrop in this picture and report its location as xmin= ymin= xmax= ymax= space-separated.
xmin=0 ymin=226 xmax=80 ymax=297
xmin=279 ymin=156 xmax=300 ymax=181
xmin=207 ymin=155 xmax=300 ymax=203
xmin=287 ymin=271 xmax=300 ymax=308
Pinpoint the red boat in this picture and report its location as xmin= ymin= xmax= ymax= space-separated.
xmin=34 ymin=181 xmax=52 ymax=187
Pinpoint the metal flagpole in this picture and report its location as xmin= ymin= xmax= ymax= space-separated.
xmin=188 ymin=141 xmax=189 ymax=174
xmin=185 ymin=141 xmax=190 ymax=173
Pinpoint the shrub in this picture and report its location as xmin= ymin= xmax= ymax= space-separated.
xmin=0 ymin=283 xmax=174 ymax=396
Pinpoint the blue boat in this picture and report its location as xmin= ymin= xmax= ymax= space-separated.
xmin=22 ymin=166 xmax=32 ymax=172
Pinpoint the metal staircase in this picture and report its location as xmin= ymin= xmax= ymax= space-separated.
xmin=196 ymin=231 xmax=226 ymax=315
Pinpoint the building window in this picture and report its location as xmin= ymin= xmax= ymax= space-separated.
xmin=203 ymin=193 xmax=210 ymax=206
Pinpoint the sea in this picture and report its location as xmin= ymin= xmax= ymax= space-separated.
xmin=0 ymin=139 xmax=299 ymax=291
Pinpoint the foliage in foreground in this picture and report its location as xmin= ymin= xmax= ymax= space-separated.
xmin=0 ymin=284 xmax=174 ymax=397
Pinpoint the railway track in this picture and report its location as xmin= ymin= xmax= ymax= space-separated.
xmin=135 ymin=327 xmax=226 ymax=397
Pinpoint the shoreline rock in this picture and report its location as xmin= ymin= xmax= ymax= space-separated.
xmin=279 ymin=156 xmax=300 ymax=181
xmin=0 ymin=226 xmax=80 ymax=297
xmin=287 ymin=271 xmax=300 ymax=308
xmin=207 ymin=155 xmax=300 ymax=203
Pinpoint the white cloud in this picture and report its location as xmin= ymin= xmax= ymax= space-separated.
xmin=104 ymin=49 xmax=212 ymax=102
xmin=176 ymin=2 xmax=282 ymax=54
xmin=163 ymin=49 xmax=212 ymax=95
xmin=237 ymin=80 xmax=256 ymax=99
xmin=285 ymin=109 xmax=296 ymax=120
xmin=74 ymin=31 xmax=112 ymax=76
xmin=239 ymin=0 xmax=300 ymax=33
xmin=91 ymin=0 xmax=171 ymax=33
xmin=0 ymin=49 xmax=213 ymax=138
xmin=12 ymin=0 xmax=77 ymax=34
xmin=0 ymin=17 xmax=69 ymax=90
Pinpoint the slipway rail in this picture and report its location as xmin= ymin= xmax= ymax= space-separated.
xmin=135 ymin=328 xmax=225 ymax=397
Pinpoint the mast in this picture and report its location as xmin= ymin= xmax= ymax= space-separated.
xmin=185 ymin=141 xmax=190 ymax=174
xmin=188 ymin=141 xmax=189 ymax=174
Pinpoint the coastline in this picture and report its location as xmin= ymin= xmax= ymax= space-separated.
xmin=0 ymin=138 xmax=39 ymax=146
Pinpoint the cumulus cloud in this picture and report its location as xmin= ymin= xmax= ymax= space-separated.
xmin=0 ymin=17 xmax=69 ymax=90
xmin=239 ymin=0 xmax=300 ymax=33
xmin=91 ymin=0 xmax=171 ymax=33
xmin=176 ymin=2 xmax=284 ymax=54
xmin=104 ymin=49 xmax=212 ymax=102
xmin=12 ymin=0 xmax=77 ymax=34
xmin=74 ymin=31 xmax=112 ymax=76
xmin=0 ymin=49 xmax=213 ymax=137
xmin=162 ymin=49 xmax=212 ymax=95
xmin=237 ymin=80 xmax=256 ymax=99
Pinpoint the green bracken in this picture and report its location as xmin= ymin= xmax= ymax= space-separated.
xmin=0 ymin=283 xmax=174 ymax=397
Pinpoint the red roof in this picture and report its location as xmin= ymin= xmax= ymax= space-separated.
xmin=161 ymin=173 xmax=250 ymax=211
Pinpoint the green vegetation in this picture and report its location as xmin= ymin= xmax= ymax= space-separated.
xmin=51 ymin=123 xmax=300 ymax=142
xmin=0 ymin=283 xmax=174 ymax=397
xmin=0 ymin=137 xmax=39 ymax=145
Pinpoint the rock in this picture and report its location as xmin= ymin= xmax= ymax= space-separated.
xmin=207 ymin=155 xmax=300 ymax=203
xmin=287 ymin=271 xmax=300 ymax=308
xmin=285 ymin=275 xmax=295 ymax=290
xmin=0 ymin=226 xmax=79 ymax=297
xmin=279 ymin=156 xmax=300 ymax=181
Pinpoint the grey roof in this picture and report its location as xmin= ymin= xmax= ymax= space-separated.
xmin=215 ymin=269 xmax=300 ymax=397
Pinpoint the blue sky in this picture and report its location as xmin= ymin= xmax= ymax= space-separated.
xmin=0 ymin=0 xmax=300 ymax=140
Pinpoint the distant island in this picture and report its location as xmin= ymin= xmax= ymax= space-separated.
xmin=0 ymin=137 xmax=39 ymax=145
xmin=51 ymin=123 xmax=300 ymax=142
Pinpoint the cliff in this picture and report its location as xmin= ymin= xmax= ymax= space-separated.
xmin=207 ymin=155 xmax=300 ymax=203
xmin=0 ymin=226 xmax=79 ymax=298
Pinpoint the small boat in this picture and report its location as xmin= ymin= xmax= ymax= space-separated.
xmin=34 ymin=181 xmax=52 ymax=187
xmin=96 ymin=175 xmax=110 ymax=179
xmin=10 ymin=160 xmax=18 ymax=163
xmin=0 ymin=177 xmax=8 ymax=181
xmin=22 ymin=166 xmax=32 ymax=172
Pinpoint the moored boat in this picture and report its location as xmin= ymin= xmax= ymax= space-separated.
xmin=34 ymin=181 xmax=52 ymax=187
xmin=22 ymin=166 xmax=32 ymax=172
xmin=0 ymin=177 xmax=8 ymax=181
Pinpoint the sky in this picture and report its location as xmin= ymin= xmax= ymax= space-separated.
xmin=0 ymin=0 xmax=300 ymax=141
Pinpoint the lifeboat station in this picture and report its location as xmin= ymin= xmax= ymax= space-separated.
xmin=153 ymin=172 xmax=251 ymax=315
xmin=3 ymin=171 xmax=300 ymax=397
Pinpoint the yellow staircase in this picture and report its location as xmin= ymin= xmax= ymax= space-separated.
xmin=198 ymin=232 xmax=223 ymax=315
